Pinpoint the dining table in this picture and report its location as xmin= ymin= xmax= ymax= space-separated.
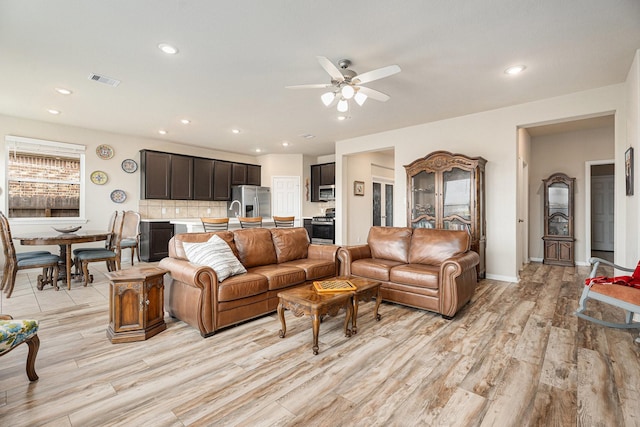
xmin=12 ymin=230 xmax=111 ymax=290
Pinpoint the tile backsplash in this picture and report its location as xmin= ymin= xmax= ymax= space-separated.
xmin=138 ymin=200 xmax=228 ymax=219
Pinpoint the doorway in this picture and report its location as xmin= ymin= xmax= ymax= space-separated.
xmin=589 ymin=163 xmax=614 ymax=261
xmin=373 ymin=178 xmax=393 ymax=226
xmin=272 ymin=176 xmax=301 ymax=226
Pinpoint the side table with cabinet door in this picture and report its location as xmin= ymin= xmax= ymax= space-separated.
xmin=105 ymin=267 xmax=168 ymax=343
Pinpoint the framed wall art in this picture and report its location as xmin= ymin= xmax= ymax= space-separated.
xmin=626 ymin=147 xmax=634 ymax=196
xmin=354 ymin=180 xmax=365 ymax=196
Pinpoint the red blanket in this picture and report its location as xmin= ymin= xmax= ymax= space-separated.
xmin=585 ymin=261 xmax=640 ymax=289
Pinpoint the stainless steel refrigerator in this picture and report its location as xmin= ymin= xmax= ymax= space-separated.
xmin=228 ymin=185 xmax=271 ymax=218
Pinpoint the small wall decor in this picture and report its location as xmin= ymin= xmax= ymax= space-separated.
xmin=626 ymin=147 xmax=634 ymax=196
xmin=110 ymin=189 xmax=127 ymax=203
xmin=90 ymin=170 xmax=108 ymax=185
xmin=121 ymin=158 xmax=138 ymax=173
xmin=96 ymin=144 xmax=114 ymax=159
xmin=354 ymin=180 xmax=365 ymax=196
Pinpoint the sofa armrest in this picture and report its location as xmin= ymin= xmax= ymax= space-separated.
xmin=158 ymin=257 xmax=219 ymax=288
xmin=308 ymin=244 xmax=339 ymax=261
xmin=439 ymin=251 xmax=480 ymax=317
xmin=337 ymin=245 xmax=371 ymax=276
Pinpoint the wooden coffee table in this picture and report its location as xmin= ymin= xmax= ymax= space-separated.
xmin=348 ymin=276 xmax=382 ymax=334
xmin=277 ymin=285 xmax=353 ymax=355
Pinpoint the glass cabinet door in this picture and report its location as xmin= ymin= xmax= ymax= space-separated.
xmin=442 ymin=167 xmax=471 ymax=231
xmin=411 ymin=170 xmax=436 ymax=228
xmin=547 ymin=182 xmax=570 ymax=236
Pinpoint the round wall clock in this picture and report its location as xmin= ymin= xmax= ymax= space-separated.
xmin=96 ymin=144 xmax=114 ymax=159
xmin=121 ymin=158 xmax=138 ymax=173
xmin=90 ymin=170 xmax=108 ymax=185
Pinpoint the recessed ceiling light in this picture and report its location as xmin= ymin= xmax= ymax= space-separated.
xmin=232 ymin=129 xmax=241 ymax=134
xmin=180 ymin=119 xmax=191 ymax=125
xmin=47 ymin=109 xmax=60 ymax=115
xmin=255 ymin=148 xmax=261 ymax=153
xmin=55 ymin=87 xmax=72 ymax=95
xmin=282 ymin=142 xmax=289 ymax=147
xmin=504 ymin=65 xmax=526 ymax=75
xmin=158 ymin=43 xmax=179 ymax=55
xmin=158 ymin=129 xmax=168 ymax=135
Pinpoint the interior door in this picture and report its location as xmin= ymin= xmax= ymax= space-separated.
xmin=373 ymin=179 xmax=394 ymax=226
xmin=591 ymin=175 xmax=614 ymax=251
xmin=272 ymin=176 xmax=301 ymax=225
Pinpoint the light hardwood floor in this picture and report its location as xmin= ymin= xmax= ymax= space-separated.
xmin=1 ymin=261 xmax=639 ymax=426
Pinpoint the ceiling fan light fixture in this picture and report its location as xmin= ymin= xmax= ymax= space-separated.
xmin=337 ymin=98 xmax=349 ymax=113
xmin=320 ymin=91 xmax=335 ymax=106
xmin=341 ymin=85 xmax=355 ymax=100
xmin=354 ymin=92 xmax=367 ymax=106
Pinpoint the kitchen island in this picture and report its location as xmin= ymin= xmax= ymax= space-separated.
xmin=170 ymin=217 xmax=284 ymax=233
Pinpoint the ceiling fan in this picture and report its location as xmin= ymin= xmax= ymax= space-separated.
xmin=286 ymin=56 xmax=401 ymax=113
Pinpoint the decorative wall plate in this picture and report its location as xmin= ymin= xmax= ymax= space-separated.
xmin=90 ymin=170 xmax=108 ymax=185
xmin=96 ymin=144 xmax=114 ymax=159
xmin=110 ymin=189 xmax=127 ymax=203
xmin=121 ymin=158 xmax=138 ymax=173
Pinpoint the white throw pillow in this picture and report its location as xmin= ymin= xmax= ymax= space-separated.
xmin=182 ymin=235 xmax=246 ymax=282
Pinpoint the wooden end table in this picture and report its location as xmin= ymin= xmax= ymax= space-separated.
xmin=105 ymin=266 xmax=168 ymax=344
xmin=348 ymin=276 xmax=382 ymax=334
xmin=277 ymin=285 xmax=353 ymax=355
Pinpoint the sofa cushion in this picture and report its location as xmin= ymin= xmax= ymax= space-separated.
xmin=351 ymin=258 xmax=405 ymax=282
xmin=270 ymin=228 xmax=309 ymax=263
xmin=408 ymin=229 xmax=470 ymax=265
xmin=233 ymin=228 xmax=277 ymax=268
xmin=247 ymin=265 xmax=306 ymax=290
xmin=280 ymin=258 xmax=336 ymax=280
xmin=390 ymin=264 xmax=440 ymax=290
xmin=217 ymin=272 xmax=269 ymax=302
xmin=182 ymin=235 xmax=247 ymax=282
xmin=367 ymin=227 xmax=413 ymax=263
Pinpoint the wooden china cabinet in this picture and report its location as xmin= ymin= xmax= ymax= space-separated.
xmin=542 ymin=172 xmax=575 ymax=266
xmin=405 ymin=151 xmax=487 ymax=278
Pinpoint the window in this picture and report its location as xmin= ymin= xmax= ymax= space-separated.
xmin=5 ymin=135 xmax=85 ymax=220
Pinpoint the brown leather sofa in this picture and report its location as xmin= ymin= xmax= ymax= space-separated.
xmin=338 ymin=226 xmax=479 ymax=319
xmin=159 ymin=227 xmax=339 ymax=337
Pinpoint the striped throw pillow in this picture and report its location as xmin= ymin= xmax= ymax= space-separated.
xmin=182 ymin=235 xmax=246 ymax=282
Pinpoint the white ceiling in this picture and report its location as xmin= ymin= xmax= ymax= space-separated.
xmin=1 ymin=1 xmax=639 ymax=157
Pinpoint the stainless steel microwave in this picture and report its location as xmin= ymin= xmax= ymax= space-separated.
xmin=318 ymin=185 xmax=335 ymax=201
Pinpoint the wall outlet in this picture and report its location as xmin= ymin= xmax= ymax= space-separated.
xmin=161 ymin=208 xmax=166 ymax=214
xmin=207 ymin=208 xmax=211 ymax=214
xmin=175 ymin=208 xmax=180 ymax=214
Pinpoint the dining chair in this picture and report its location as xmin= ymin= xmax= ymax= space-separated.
xmin=238 ymin=217 xmax=263 ymax=228
xmin=201 ymin=217 xmax=229 ymax=231
xmin=273 ymin=216 xmax=295 ymax=228
xmin=0 ymin=314 xmax=40 ymax=381
xmin=119 ymin=210 xmax=141 ymax=266
xmin=0 ymin=213 xmax=60 ymax=298
xmin=73 ymin=210 xmax=119 ymax=274
xmin=75 ymin=212 xmax=123 ymax=286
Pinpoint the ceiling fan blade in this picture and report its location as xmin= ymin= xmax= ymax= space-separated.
xmin=356 ymin=86 xmax=391 ymax=102
xmin=353 ymin=64 xmax=401 ymax=85
xmin=317 ymin=56 xmax=345 ymax=82
xmin=286 ymin=83 xmax=334 ymax=89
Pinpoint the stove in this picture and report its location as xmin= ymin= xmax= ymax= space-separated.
xmin=311 ymin=209 xmax=335 ymax=244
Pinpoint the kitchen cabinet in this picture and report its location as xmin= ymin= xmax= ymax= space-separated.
xmin=247 ymin=164 xmax=261 ymax=185
xmin=193 ymin=157 xmax=215 ymax=200
xmin=140 ymin=221 xmax=174 ymax=262
xmin=405 ymin=151 xmax=487 ymax=279
xmin=303 ymin=218 xmax=313 ymax=240
xmin=310 ymin=162 xmax=335 ymax=202
xmin=542 ymin=172 xmax=575 ymax=266
xmin=232 ymin=163 xmax=247 ymax=185
xmin=170 ymin=154 xmax=193 ymax=200
xmin=213 ymin=160 xmax=232 ymax=201
xmin=140 ymin=150 xmax=171 ymax=199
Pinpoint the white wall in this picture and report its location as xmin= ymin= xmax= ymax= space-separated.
xmin=336 ymin=84 xmax=627 ymax=282
xmin=528 ymin=126 xmax=614 ymax=264
xmin=626 ymin=50 xmax=640 ymax=268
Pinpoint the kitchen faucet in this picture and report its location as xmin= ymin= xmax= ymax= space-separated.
xmin=228 ymin=200 xmax=241 ymax=217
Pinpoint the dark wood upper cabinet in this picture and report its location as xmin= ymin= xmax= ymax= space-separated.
xmin=247 ymin=164 xmax=261 ymax=185
xmin=140 ymin=150 xmax=171 ymax=199
xmin=213 ymin=160 xmax=232 ymax=201
xmin=193 ymin=157 xmax=215 ymax=200
xmin=170 ymin=154 xmax=194 ymax=200
xmin=310 ymin=162 xmax=335 ymax=202
xmin=231 ymin=163 xmax=247 ymax=185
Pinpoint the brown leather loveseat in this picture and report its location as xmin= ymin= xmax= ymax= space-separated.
xmin=159 ymin=227 xmax=339 ymax=337
xmin=338 ymin=226 xmax=479 ymax=319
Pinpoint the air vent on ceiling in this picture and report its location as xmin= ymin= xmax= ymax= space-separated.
xmin=88 ymin=73 xmax=120 ymax=87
